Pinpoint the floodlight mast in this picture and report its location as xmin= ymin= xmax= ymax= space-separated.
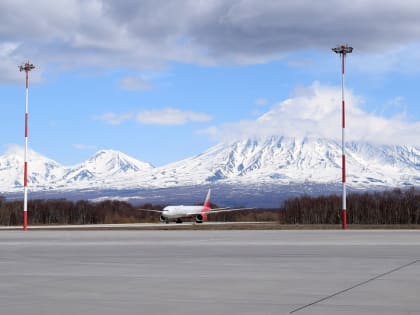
xmin=19 ymin=61 xmax=35 ymax=231
xmin=332 ymin=45 xmax=353 ymax=230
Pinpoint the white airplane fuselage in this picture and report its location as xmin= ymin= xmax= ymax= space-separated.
xmin=160 ymin=205 xmax=205 ymax=220
xmin=137 ymin=188 xmax=251 ymax=224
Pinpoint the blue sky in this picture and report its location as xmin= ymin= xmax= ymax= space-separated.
xmin=1 ymin=1 xmax=419 ymax=166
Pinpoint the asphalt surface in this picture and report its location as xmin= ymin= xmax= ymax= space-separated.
xmin=0 ymin=230 xmax=419 ymax=314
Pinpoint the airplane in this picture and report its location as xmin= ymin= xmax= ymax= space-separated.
xmin=137 ymin=189 xmax=252 ymax=224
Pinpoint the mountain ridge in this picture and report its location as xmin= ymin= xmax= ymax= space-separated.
xmin=0 ymin=137 xmax=418 ymax=196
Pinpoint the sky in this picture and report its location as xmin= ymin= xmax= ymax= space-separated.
xmin=1 ymin=0 xmax=420 ymax=166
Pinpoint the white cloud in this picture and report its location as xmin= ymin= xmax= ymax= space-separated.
xmin=2 ymin=1 xmax=420 ymax=80
xmin=387 ymin=96 xmax=405 ymax=107
xmin=0 ymin=42 xmax=26 ymax=84
xmin=0 ymin=41 xmax=45 ymax=84
xmin=255 ymin=98 xmax=267 ymax=106
xmin=287 ymin=59 xmax=315 ymax=68
xmin=136 ymin=108 xmax=212 ymax=125
xmin=93 ymin=108 xmax=212 ymax=126
xmin=73 ymin=144 xmax=98 ymax=150
xmin=378 ymin=96 xmax=408 ymax=119
xmin=0 ymin=42 xmax=19 ymax=58
xmin=351 ymin=43 xmax=420 ymax=76
xmin=119 ymin=76 xmax=153 ymax=91
xmin=203 ymin=82 xmax=420 ymax=146
xmin=93 ymin=112 xmax=133 ymax=125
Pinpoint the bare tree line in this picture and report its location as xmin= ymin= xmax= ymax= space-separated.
xmin=278 ymin=188 xmax=419 ymax=225
xmin=0 ymin=198 xmax=145 ymax=226
xmin=0 ymin=188 xmax=418 ymax=226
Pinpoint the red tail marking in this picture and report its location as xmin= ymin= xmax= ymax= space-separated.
xmin=201 ymin=189 xmax=211 ymax=221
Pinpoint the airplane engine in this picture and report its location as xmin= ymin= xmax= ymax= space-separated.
xmin=160 ymin=215 xmax=167 ymax=222
xmin=195 ymin=214 xmax=203 ymax=223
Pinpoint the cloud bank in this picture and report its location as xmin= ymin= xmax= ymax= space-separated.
xmin=136 ymin=108 xmax=211 ymax=125
xmin=94 ymin=108 xmax=211 ymax=126
xmin=2 ymin=0 xmax=420 ymax=81
xmin=119 ymin=76 xmax=153 ymax=91
xmin=93 ymin=112 xmax=133 ymax=125
xmin=203 ymin=82 xmax=420 ymax=146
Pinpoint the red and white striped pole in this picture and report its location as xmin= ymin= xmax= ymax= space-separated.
xmin=332 ymin=45 xmax=353 ymax=230
xmin=19 ymin=62 xmax=35 ymax=231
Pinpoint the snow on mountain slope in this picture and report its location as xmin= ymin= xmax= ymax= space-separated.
xmin=0 ymin=148 xmax=154 ymax=192
xmin=0 ymin=146 xmax=64 ymax=191
xmin=0 ymin=138 xmax=418 ymax=194
xmin=62 ymin=150 xmax=154 ymax=185
xmin=144 ymin=136 xmax=419 ymax=188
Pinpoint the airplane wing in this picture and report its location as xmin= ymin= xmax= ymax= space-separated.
xmin=187 ymin=207 xmax=255 ymax=215
xmin=136 ymin=208 xmax=164 ymax=213
xmin=207 ymin=207 xmax=255 ymax=213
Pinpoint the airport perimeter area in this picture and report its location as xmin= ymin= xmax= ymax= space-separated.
xmin=0 ymin=229 xmax=419 ymax=314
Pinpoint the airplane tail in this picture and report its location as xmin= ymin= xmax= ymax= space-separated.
xmin=201 ymin=189 xmax=211 ymax=220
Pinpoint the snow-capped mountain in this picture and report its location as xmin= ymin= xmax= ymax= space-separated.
xmin=62 ymin=150 xmax=154 ymax=185
xmin=0 ymin=137 xmax=418 ymax=197
xmin=0 ymin=146 xmax=64 ymax=190
xmin=128 ymin=136 xmax=419 ymax=188
xmin=0 ymin=148 xmax=154 ymax=192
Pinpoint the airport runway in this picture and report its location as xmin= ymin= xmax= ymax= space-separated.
xmin=0 ymin=230 xmax=419 ymax=315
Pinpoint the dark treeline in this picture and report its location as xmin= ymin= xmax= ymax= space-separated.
xmin=279 ymin=188 xmax=420 ymax=225
xmin=0 ymin=197 xmax=159 ymax=226
xmin=0 ymin=188 xmax=419 ymax=225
